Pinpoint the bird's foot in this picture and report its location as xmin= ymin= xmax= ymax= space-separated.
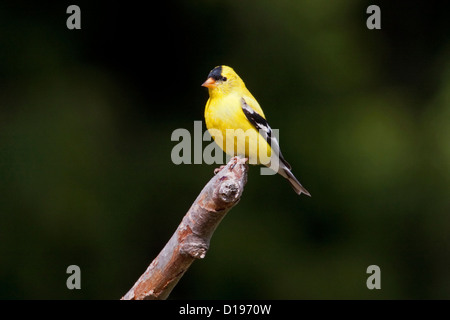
xmin=230 ymin=157 xmax=248 ymax=170
xmin=215 ymin=157 xmax=249 ymax=174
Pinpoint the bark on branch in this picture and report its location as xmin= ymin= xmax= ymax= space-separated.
xmin=121 ymin=156 xmax=248 ymax=300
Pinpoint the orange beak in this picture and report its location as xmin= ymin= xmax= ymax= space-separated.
xmin=201 ymin=77 xmax=216 ymax=88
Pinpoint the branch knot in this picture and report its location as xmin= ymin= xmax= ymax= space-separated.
xmin=180 ymin=238 xmax=208 ymax=259
xmin=218 ymin=180 xmax=240 ymax=204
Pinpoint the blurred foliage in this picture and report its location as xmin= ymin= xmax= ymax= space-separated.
xmin=0 ymin=0 xmax=449 ymax=299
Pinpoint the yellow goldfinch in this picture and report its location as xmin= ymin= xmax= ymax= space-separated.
xmin=202 ymin=65 xmax=310 ymax=196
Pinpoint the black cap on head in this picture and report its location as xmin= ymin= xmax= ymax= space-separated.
xmin=208 ymin=66 xmax=223 ymax=81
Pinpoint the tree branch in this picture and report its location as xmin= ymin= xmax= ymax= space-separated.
xmin=121 ymin=156 xmax=248 ymax=300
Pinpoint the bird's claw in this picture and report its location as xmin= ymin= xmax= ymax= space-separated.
xmin=215 ymin=157 xmax=248 ymax=174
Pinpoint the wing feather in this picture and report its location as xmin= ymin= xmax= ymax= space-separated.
xmin=240 ymin=98 xmax=292 ymax=170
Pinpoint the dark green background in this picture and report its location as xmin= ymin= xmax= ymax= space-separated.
xmin=1 ymin=1 xmax=449 ymax=299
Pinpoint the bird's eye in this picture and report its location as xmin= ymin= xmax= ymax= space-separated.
xmin=222 ymin=76 xmax=227 ymax=81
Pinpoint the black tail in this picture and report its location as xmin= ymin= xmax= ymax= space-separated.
xmin=284 ymin=168 xmax=311 ymax=196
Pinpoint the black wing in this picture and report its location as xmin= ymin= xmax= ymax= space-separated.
xmin=240 ymin=98 xmax=292 ymax=170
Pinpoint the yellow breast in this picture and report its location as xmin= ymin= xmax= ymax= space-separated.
xmin=204 ymin=93 xmax=271 ymax=165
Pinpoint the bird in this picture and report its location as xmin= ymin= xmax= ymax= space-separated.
xmin=202 ymin=65 xmax=310 ymax=196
